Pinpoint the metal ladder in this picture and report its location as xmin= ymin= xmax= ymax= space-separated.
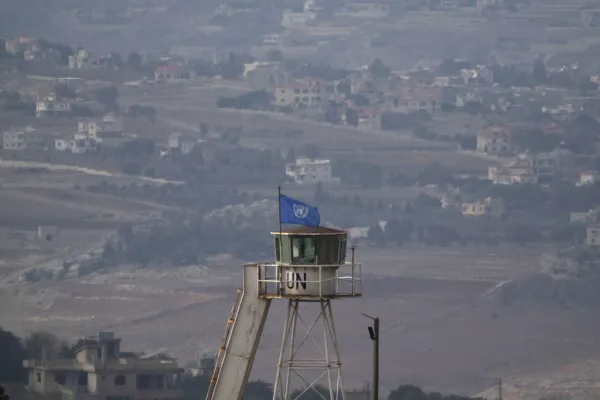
xmin=206 ymin=288 xmax=243 ymax=400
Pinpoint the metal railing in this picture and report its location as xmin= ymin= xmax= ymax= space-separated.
xmin=254 ymin=262 xmax=362 ymax=299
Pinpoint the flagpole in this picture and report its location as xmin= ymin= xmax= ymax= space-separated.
xmin=277 ymin=186 xmax=283 ymax=295
xmin=278 ymin=185 xmax=282 ymax=239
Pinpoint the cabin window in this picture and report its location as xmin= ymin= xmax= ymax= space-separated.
xmin=274 ymin=236 xmax=281 ymax=262
xmin=291 ymin=237 xmax=317 ymax=264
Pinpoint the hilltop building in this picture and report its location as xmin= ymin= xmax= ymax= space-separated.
xmin=461 ymin=197 xmax=505 ymax=218
xmin=78 ymin=118 xmax=122 ymax=143
xmin=2 ymin=128 xmax=48 ymax=150
xmin=476 ymin=125 xmax=513 ymax=155
xmin=285 ymin=158 xmax=340 ymax=184
xmin=23 ymin=332 xmax=183 ymax=400
xmin=36 ymin=93 xmax=72 ymax=118
xmin=587 ymin=225 xmax=600 ymax=246
xmin=275 ymin=79 xmax=325 ymax=109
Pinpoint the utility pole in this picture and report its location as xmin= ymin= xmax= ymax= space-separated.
xmin=497 ymin=378 xmax=502 ymax=400
xmin=362 ymin=314 xmax=379 ymax=400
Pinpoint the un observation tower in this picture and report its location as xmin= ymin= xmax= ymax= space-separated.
xmin=205 ymin=217 xmax=362 ymax=400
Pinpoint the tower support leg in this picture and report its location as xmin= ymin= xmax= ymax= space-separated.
xmin=272 ymin=299 xmax=345 ymax=400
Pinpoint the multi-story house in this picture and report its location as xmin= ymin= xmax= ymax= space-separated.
xmin=154 ymin=64 xmax=192 ymax=81
xmin=476 ymin=125 xmax=513 ymax=155
xmin=4 ymin=36 xmax=38 ymax=55
xmin=586 ymin=225 xmax=600 ymax=246
xmin=78 ymin=119 xmax=122 ymax=142
xmin=577 ymin=171 xmax=600 ymax=186
xmin=2 ymin=128 xmax=46 ymax=150
xmin=488 ymin=150 xmax=570 ymax=184
xmin=23 ymin=332 xmax=184 ymax=400
xmin=69 ymin=48 xmax=93 ymax=69
xmin=36 ymin=94 xmax=72 ymax=118
xmin=275 ymin=79 xmax=325 ymax=109
xmin=281 ymin=10 xmax=317 ymax=27
xmin=384 ymin=86 xmax=442 ymax=115
xmin=357 ymin=109 xmax=380 ymax=130
xmin=461 ymin=197 xmax=505 ymax=218
xmin=285 ymin=158 xmax=340 ymax=184
xmin=335 ymin=2 xmax=390 ymax=19
xmin=55 ymin=137 xmax=95 ymax=154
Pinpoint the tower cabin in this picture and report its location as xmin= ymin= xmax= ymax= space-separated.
xmin=259 ymin=225 xmax=360 ymax=299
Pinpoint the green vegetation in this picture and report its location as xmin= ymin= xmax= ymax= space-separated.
xmin=0 ymin=386 xmax=9 ymax=400
xmin=217 ymin=90 xmax=271 ymax=110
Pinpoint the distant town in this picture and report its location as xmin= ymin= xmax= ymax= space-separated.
xmin=3 ymin=0 xmax=600 ymax=398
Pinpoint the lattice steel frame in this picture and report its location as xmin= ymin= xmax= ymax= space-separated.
xmin=272 ymin=299 xmax=346 ymax=400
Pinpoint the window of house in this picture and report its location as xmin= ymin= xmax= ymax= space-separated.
xmin=115 ymin=375 xmax=126 ymax=386
xmin=55 ymin=374 xmax=66 ymax=385
xmin=37 ymin=372 xmax=42 ymax=383
xmin=78 ymin=372 xmax=88 ymax=386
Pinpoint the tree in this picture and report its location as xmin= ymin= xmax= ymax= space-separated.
xmin=118 ymin=162 xmax=142 ymax=175
xmin=181 ymin=375 xmax=209 ymax=400
xmin=199 ymin=123 xmax=209 ymax=136
xmin=369 ymin=58 xmax=391 ymax=77
xmin=127 ymin=51 xmax=142 ymax=69
xmin=313 ymin=182 xmax=328 ymax=203
xmin=368 ymin=224 xmax=386 ymax=247
xmin=109 ymin=53 xmax=123 ymax=69
xmin=244 ymin=380 xmax=273 ymax=400
xmin=266 ymin=49 xmax=284 ymax=62
xmin=345 ymin=108 xmax=359 ymax=127
xmin=24 ymin=331 xmax=66 ymax=360
xmin=0 ymin=328 xmax=26 ymax=382
xmin=53 ymin=83 xmax=76 ymax=99
xmin=117 ymin=138 xmax=156 ymax=159
xmin=285 ymin=147 xmax=297 ymax=162
xmin=334 ymin=160 xmax=383 ymax=188
xmin=385 ymin=219 xmax=414 ymax=245
xmin=95 ymin=86 xmax=119 ymax=109
xmin=532 ymin=59 xmax=547 ymax=85
xmin=298 ymin=143 xmax=321 ymax=159
xmin=0 ymin=386 xmax=9 ymax=400
xmin=388 ymin=384 xmax=427 ymax=400
xmin=217 ymin=90 xmax=271 ymax=110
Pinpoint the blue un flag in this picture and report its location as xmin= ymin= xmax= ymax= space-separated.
xmin=279 ymin=194 xmax=321 ymax=227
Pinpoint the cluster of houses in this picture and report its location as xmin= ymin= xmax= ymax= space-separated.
xmin=476 ymin=124 xmax=586 ymax=186
xmin=240 ymin=55 xmax=600 ymax=132
xmin=1 ymin=116 xmax=123 ymax=154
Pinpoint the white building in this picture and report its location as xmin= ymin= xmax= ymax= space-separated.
xmin=78 ymin=119 xmax=122 ymax=142
xmin=285 ymin=158 xmax=340 ymax=184
xmin=281 ymin=10 xmax=316 ymax=27
xmin=476 ymin=125 xmax=513 ymax=155
xmin=2 ymin=128 xmax=46 ymax=150
xmin=36 ymin=94 xmax=72 ymax=118
xmin=577 ymin=171 xmax=599 ymax=186
xmin=587 ymin=225 xmax=600 ymax=246
xmin=68 ymin=48 xmax=104 ymax=69
xmin=55 ymin=137 xmax=94 ymax=154
xmin=335 ymin=2 xmax=390 ymax=19
xmin=275 ymin=79 xmax=325 ymax=109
